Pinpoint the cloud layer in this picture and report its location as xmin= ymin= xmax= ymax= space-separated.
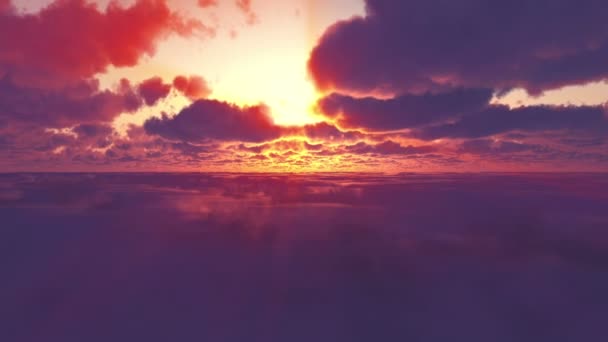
xmin=2 ymin=173 xmax=608 ymax=341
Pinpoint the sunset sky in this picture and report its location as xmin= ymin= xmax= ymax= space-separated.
xmin=1 ymin=0 xmax=608 ymax=172
xmin=3 ymin=4 xmax=608 ymax=340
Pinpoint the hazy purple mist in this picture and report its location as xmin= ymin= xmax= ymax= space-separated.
xmin=1 ymin=173 xmax=607 ymax=341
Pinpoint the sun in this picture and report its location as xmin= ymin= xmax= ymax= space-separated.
xmin=265 ymin=79 xmax=323 ymax=126
xmin=207 ymin=64 xmax=324 ymax=127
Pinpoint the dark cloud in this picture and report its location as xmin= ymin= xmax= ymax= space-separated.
xmin=170 ymin=141 xmax=214 ymax=156
xmin=144 ymin=102 xmax=366 ymax=146
xmin=318 ymin=88 xmax=493 ymax=130
xmin=0 ymin=0 xmax=206 ymax=88
xmin=309 ymin=0 xmax=608 ymax=96
xmin=144 ymin=99 xmax=282 ymax=143
xmin=0 ymin=124 xmax=76 ymax=154
xmin=137 ymin=77 xmax=172 ymax=106
xmin=298 ymin=122 xmax=364 ymax=141
xmin=73 ymin=123 xmax=113 ymax=139
xmin=459 ymin=139 xmax=544 ymax=155
xmin=307 ymin=0 xmax=608 ymax=169
xmin=344 ymin=140 xmax=436 ymax=155
xmin=173 ymin=75 xmax=212 ymax=100
xmin=0 ymin=77 xmax=141 ymax=127
xmin=0 ymin=72 xmax=213 ymax=130
xmin=559 ymin=137 xmax=606 ymax=148
xmin=412 ymin=104 xmax=608 ymax=140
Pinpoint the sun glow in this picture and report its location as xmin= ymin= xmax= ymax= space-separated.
xmin=96 ymin=0 xmax=365 ymax=132
xmin=187 ymin=37 xmax=325 ymax=127
xmin=266 ymin=80 xmax=323 ymax=126
xmin=218 ymin=76 xmax=323 ymax=127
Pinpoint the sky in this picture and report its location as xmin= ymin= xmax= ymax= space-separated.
xmin=1 ymin=0 xmax=608 ymax=172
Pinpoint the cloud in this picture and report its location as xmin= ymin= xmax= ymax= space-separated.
xmin=2 ymin=0 xmax=606 ymax=171
xmin=143 ymin=100 xmax=366 ymax=145
xmin=0 ymin=124 xmax=77 ymax=154
xmin=308 ymin=0 xmax=608 ymax=96
xmin=305 ymin=0 xmax=608 ymax=170
xmin=236 ymin=139 xmax=323 ymax=154
xmin=344 ymin=140 xmax=436 ymax=156
xmin=235 ymin=0 xmax=258 ymax=25
xmin=0 ymin=72 xmax=214 ymax=129
xmin=0 ymin=1 xmax=219 ymax=169
xmin=144 ymin=99 xmax=282 ymax=143
xmin=318 ymin=88 xmax=493 ymax=130
xmin=459 ymin=139 xmax=543 ymax=155
xmin=0 ymin=0 xmax=215 ymax=137
xmin=0 ymin=77 xmax=142 ymax=127
xmin=297 ymin=122 xmax=364 ymax=141
xmin=2 ymin=174 xmax=607 ymax=342
xmin=233 ymin=138 xmax=437 ymax=168
xmin=73 ymin=123 xmax=113 ymax=139
xmin=197 ymin=0 xmax=217 ymax=8
xmin=0 ymin=0 xmax=206 ymax=88
xmin=173 ymin=75 xmax=212 ymax=100
xmin=137 ymin=77 xmax=172 ymax=106
xmin=0 ymin=0 xmax=11 ymax=13
xmin=412 ymin=104 xmax=608 ymax=140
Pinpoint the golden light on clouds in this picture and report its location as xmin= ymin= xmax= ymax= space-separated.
xmin=96 ymin=0 xmax=366 ymax=129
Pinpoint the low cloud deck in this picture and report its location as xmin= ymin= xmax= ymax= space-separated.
xmin=1 ymin=173 xmax=607 ymax=341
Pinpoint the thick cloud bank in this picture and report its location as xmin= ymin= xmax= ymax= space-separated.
xmin=309 ymin=0 xmax=608 ymax=96
xmin=1 ymin=173 xmax=607 ymax=341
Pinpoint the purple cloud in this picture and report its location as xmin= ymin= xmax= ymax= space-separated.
xmin=0 ymin=77 xmax=141 ymax=127
xmin=137 ymin=77 xmax=172 ymax=106
xmin=318 ymin=88 xmax=493 ymax=130
xmin=459 ymin=139 xmax=544 ymax=155
xmin=412 ymin=104 xmax=608 ymax=140
xmin=309 ymin=0 xmax=608 ymax=96
xmin=344 ymin=140 xmax=436 ymax=155
xmin=144 ymin=99 xmax=282 ymax=143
